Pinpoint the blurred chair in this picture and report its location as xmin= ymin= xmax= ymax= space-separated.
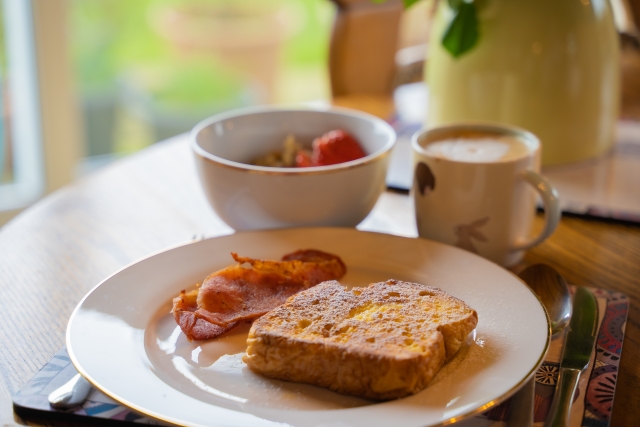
xmin=328 ymin=0 xmax=404 ymax=119
xmin=329 ymin=0 xmax=403 ymax=97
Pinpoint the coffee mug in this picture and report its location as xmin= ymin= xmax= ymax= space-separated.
xmin=411 ymin=123 xmax=561 ymax=266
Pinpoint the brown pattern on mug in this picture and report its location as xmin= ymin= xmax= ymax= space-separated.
xmin=454 ymin=217 xmax=490 ymax=254
xmin=415 ymin=162 xmax=435 ymax=196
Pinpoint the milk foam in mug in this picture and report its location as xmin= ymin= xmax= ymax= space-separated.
xmin=422 ymin=135 xmax=530 ymax=163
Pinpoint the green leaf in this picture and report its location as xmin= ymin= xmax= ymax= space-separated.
xmin=447 ymin=0 xmax=463 ymax=10
xmin=402 ymin=0 xmax=422 ymax=7
xmin=370 ymin=0 xmax=421 ymax=8
xmin=442 ymin=2 xmax=479 ymax=58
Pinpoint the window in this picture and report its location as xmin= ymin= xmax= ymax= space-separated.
xmin=0 ymin=0 xmax=45 ymax=224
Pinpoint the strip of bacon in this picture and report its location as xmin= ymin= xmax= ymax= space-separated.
xmin=172 ymin=249 xmax=346 ymax=341
xmin=172 ymin=289 xmax=238 ymax=341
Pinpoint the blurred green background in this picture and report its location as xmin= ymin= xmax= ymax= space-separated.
xmin=70 ymin=0 xmax=334 ymax=166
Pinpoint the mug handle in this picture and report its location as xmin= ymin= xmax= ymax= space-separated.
xmin=511 ymin=170 xmax=561 ymax=251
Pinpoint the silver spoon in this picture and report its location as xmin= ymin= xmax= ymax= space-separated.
xmin=48 ymin=373 xmax=93 ymax=409
xmin=506 ymin=264 xmax=572 ymax=427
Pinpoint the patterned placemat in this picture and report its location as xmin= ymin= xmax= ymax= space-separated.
xmin=13 ymin=286 xmax=627 ymax=427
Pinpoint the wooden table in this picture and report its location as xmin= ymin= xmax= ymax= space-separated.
xmin=1 ymin=134 xmax=639 ymax=426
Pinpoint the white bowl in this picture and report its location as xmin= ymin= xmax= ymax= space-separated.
xmin=191 ymin=106 xmax=396 ymax=230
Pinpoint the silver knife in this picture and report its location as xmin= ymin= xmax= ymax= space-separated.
xmin=544 ymin=287 xmax=598 ymax=427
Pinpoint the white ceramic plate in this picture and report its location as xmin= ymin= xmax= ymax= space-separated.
xmin=67 ymin=228 xmax=549 ymax=427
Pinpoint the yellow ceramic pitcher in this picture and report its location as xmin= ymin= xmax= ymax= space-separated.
xmin=426 ymin=0 xmax=620 ymax=166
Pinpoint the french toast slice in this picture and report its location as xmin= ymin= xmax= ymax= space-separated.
xmin=243 ymin=280 xmax=478 ymax=400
